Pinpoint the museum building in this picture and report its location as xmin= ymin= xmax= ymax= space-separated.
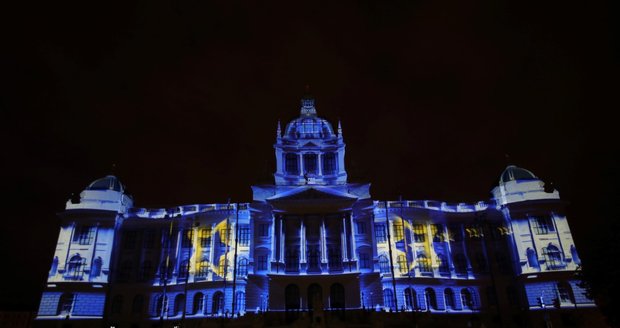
xmin=35 ymin=95 xmax=594 ymax=326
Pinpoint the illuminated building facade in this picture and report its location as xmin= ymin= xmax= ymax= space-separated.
xmin=36 ymin=95 xmax=595 ymax=326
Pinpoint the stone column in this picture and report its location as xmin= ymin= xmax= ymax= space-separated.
xmin=300 ymin=219 xmax=307 ymax=273
xmin=208 ymin=223 xmax=216 ymax=281
xmin=317 ymin=153 xmax=323 ymax=176
xmin=320 ymin=218 xmax=328 ymax=272
xmin=299 ymin=153 xmax=305 ymax=176
xmin=341 ymin=217 xmax=348 ymax=261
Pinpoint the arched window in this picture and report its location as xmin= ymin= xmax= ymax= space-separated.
xmin=285 ymin=153 xmax=299 ymax=175
xmin=404 ymin=288 xmax=417 ymax=310
xmin=192 ymin=292 xmax=204 ymax=315
xmin=285 ymin=284 xmax=300 ymax=311
xmin=49 ymin=256 xmax=58 ymax=277
xmin=397 ymin=255 xmax=408 ymax=274
xmin=425 ymin=288 xmax=437 ymax=310
xmin=557 ymin=282 xmax=575 ymax=304
xmin=453 ymin=253 xmax=467 ymax=274
xmin=111 ymin=295 xmax=123 ymax=315
xmin=132 ymin=294 xmax=144 ymax=315
xmin=379 ymin=255 xmax=390 ymax=274
xmin=91 ymin=257 xmax=102 ymax=277
xmin=383 ymin=289 xmax=395 ymax=310
xmin=57 ymin=293 xmax=74 ymax=315
xmin=444 ymin=288 xmax=455 ymax=310
xmin=212 ymin=291 xmax=224 ymax=315
xmin=173 ymin=294 xmax=185 ymax=316
xmin=235 ymin=291 xmax=245 ymax=314
xmin=570 ymin=245 xmax=581 ymax=265
xmin=66 ymin=255 xmax=86 ymax=280
xmin=154 ymin=294 xmax=167 ymax=317
xmin=307 ymin=284 xmax=322 ymax=311
xmin=542 ymin=245 xmax=564 ymax=270
xmin=330 ymin=283 xmax=345 ymax=309
xmin=237 ymin=258 xmax=248 ymax=277
xmin=527 ymin=248 xmax=540 ymax=269
xmin=461 ymin=289 xmax=474 ymax=310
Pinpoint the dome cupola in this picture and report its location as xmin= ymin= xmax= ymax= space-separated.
xmin=273 ymin=91 xmax=347 ymax=186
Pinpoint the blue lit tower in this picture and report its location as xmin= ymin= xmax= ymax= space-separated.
xmin=249 ymin=93 xmax=376 ymax=318
xmin=36 ymin=176 xmax=132 ymax=322
xmin=491 ymin=165 xmax=588 ymax=312
xmin=273 ymin=94 xmax=347 ymax=186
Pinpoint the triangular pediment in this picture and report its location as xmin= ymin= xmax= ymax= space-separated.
xmin=302 ymin=141 xmax=319 ymax=148
xmin=267 ymin=186 xmax=358 ymax=202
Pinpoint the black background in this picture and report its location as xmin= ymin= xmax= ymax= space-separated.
xmin=1 ymin=0 xmax=617 ymax=311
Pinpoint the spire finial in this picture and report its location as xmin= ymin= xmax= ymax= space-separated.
xmin=338 ymin=120 xmax=342 ymax=137
xmin=300 ymin=86 xmax=317 ymax=117
xmin=277 ymin=120 xmax=282 ymax=138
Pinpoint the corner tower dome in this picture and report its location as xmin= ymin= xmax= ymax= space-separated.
xmin=273 ymin=92 xmax=347 ymax=186
xmin=66 ymin=175 xmax=133 ymax=212
xmin=499 ymin=165 xmax=538 ymax=184
xmin=492 ymin=165 xmax=559 ymax=205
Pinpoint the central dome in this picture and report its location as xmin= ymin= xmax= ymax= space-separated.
xmin=283 ymin=96 xmax=336 ymax=140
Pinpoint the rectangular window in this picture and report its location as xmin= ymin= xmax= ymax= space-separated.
xmin=303 ymin=153 xmax=317 ymax=174
xmin=196 ymin=261 xmax=209 ymax=277
xmin=285 ymin=153 xmax=299 ymax=175
xmin=200 ymin=228 xmax=212 ymax=247
xmin=323 ymin=152 xmax=337 ymax=175
xmin=531 ymin=216 xmax=555 ymax=235
xmin=355 ymin=221 xmax=366 ymax=234
xmin=432 ymin=224 xmax=445 ymax=242
xmin=359 ymin=252 xmax=370 ymax=269
xmin=220 ymin=228 xmax=230 ymax=247
xmin=374 ymin=224 xmax=387 ymax=243
xmin=393 ymin=222 xmax=404 ymax=241
xmin=239 ymin=225 xmax=250 ymax=246
xmin=259 ymin=223 xmax=270 ymax=237
xmin=257 ymin=255 xmax=268 ymax=271
xmin=73 ymin=226 xmax=95 ymax=245
xmin=413 ymin=224 xmax=426 ymax=243
xmin=181 ymin=229 xmax=193 ymax=248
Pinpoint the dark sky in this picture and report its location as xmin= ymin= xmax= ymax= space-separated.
xmin=1 ymin=0 xmax=617 ymax=311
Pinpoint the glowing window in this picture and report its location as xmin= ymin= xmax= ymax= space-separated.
xmin=397 ymin=255 xmax=408 ymax=274
xmin=531 ymin=216 xmax=555 ymax=235
xmin=178 ymin=259 xmax=190 ymax=280
xmin=374 ymin=224 xmax=387 ymax=243
xmin=235 ymin=291 xmax=245 ymax=313
xmin=417 ymin=254 xmax=432 ymax=273
xmin=413 ymin=224 xmax=426 ymax=242
xmin=200 ymin=228 xmax=212 ymax=247
xmin=432 ymin=224 xmax=445 ymax=242
xmin=238 ymin=225 xmax=250 ymax=246
xmin=542 ymin=245 xmax=564 ymax=270
xmin=393 ymin=222 xmax=404 ymax=241
xmin=437 ymin=253 xmax=450 ymax=274
xmin=66 ymin=255 xmax=86 ymax=280
xmin=237 ymin=258 xmax=248 ymax=277
xmin=379 ymin=255 xmax=390 ymax=273
xmin=73 ymin=225 xmax=95 ymax=245
xmin=196 ymin=261 xmax=209 ymax=278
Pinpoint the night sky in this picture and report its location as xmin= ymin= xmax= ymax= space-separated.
xmin=1 ymin=0 xmax=616 ymax=311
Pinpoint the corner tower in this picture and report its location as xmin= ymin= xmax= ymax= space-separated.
xmin=274 ymin=94 xmax=347 ymax=185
